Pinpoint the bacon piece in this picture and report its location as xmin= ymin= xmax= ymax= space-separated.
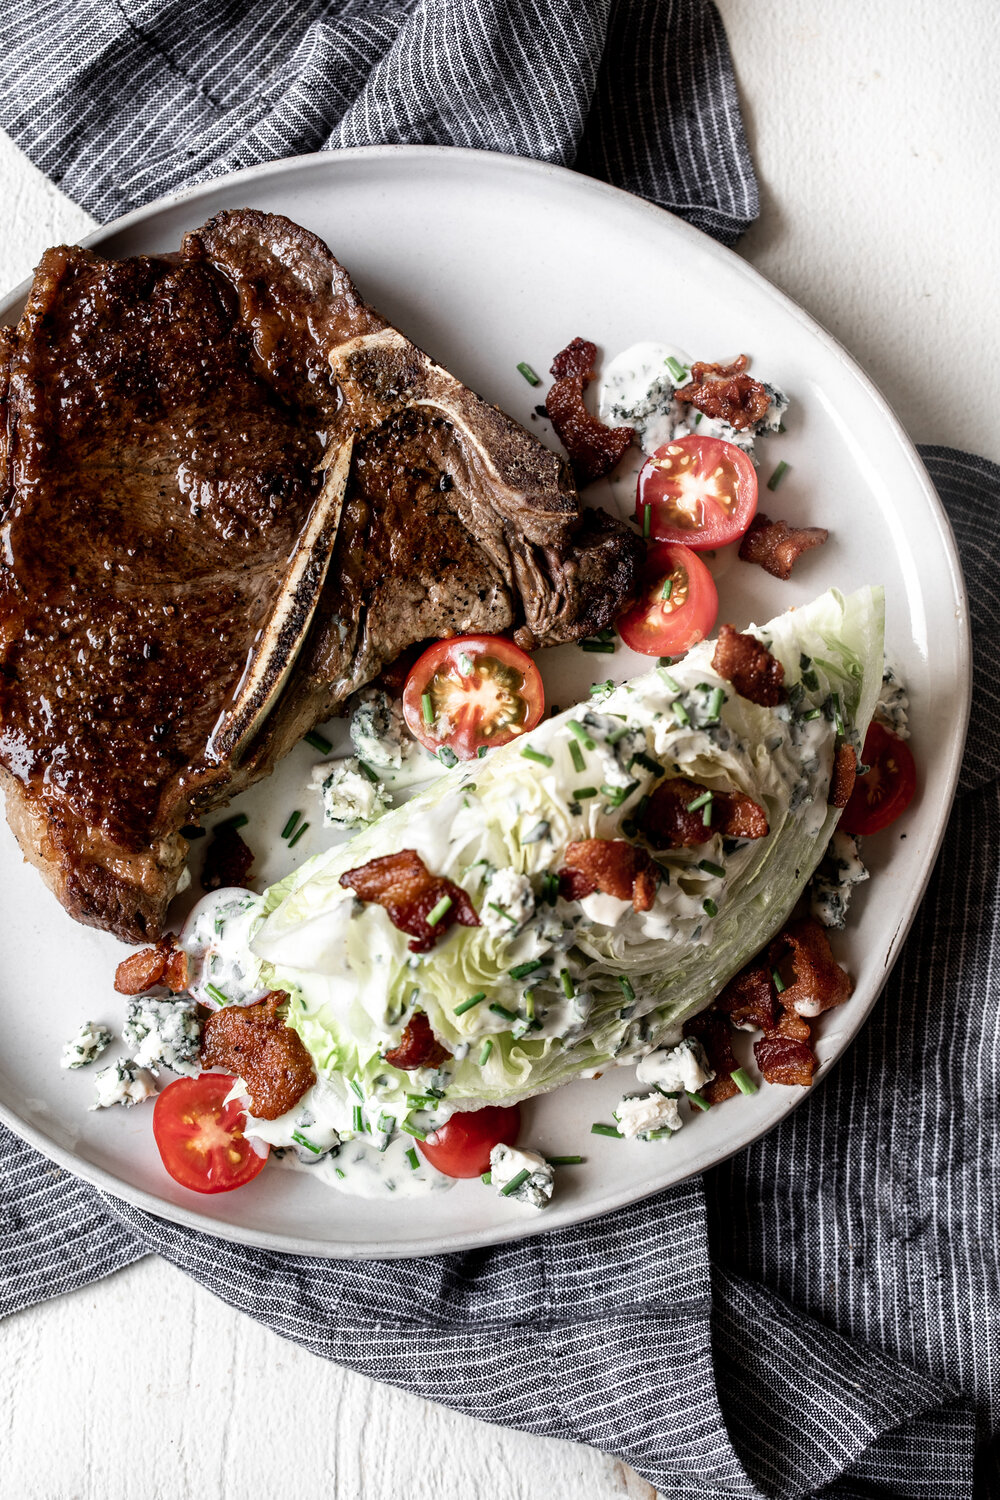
xmin=754 ymin=1032 xmax=815 ymax=1087
xmin=683 ymin=1009 xmax=738 ymax=1103
xmin=114 ymin=934 xmax=188 ymax=995
xmin=674 ymin=354 xmax=771 ymax=432
xmin=716 ymin=962 xmax=777 ymax=1033
xmin=201 ymin=991 xmax=316 ymax=1120
xmin=829 ymin=743 xmax=857 ymax=808
xmin=712 ymin=623 xmax=786 ymax=707
xmin=340 ymin=849 xmax=480 ymax=953
xmin=384 ymin=1011 xmax=452 ymax=1071
xmin=639 ymin=777 xmax=769 ymax=849
xmin=545 ymin=337 xmax=634 ymax=486
xmin=201 ymin=825 xmax=254 ymax=893
xmin=738 ymin=512 xmax=829 ymax=580
xmin=559 ymin=838 xmax=659 ymax=913
xmin=769 ymin=917 xmax=853 ymax=1018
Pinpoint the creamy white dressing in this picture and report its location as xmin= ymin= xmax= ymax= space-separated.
xmin=180 ymin=887 xmax=271 ymax=1009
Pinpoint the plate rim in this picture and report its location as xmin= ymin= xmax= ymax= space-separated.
xmin=0 ymin=144 xmax=972 ymax=1258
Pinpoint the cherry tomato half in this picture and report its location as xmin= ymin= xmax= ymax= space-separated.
xmin=839 ymin=722 xmax=917 ymax=836
xmin=417 ymin=1104 xmax=521 ymax=1179
xmin=402 ymin=635 xmax=544 ymax=761
xmin=636 ymin=434 xmax=758 ymax=548
xmin=152 ymin=1073 xmax=269 ymax=1195
xmin=617 ymin=542 xmax=718 ymax=657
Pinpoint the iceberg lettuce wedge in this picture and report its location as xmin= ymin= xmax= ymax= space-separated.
xmin=252 ymin=586 xmax=884 ymax=1115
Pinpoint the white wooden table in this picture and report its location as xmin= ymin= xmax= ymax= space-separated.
xmin=2 ymin=6 xmax=996 ymax=1497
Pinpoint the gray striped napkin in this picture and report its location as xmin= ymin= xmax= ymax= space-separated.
xmin=0 ymin=2 xmax=995 ymax=1494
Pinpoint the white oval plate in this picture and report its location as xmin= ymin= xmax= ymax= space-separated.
xmin=0 ymin=147 xmax=969 ymax=1257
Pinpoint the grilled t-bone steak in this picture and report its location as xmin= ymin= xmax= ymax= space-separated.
xmin=0 ymin=209 xmax=641 ymax=943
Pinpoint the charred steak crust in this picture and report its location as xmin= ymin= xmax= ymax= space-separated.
xmin=0 ymin=210 xmax=640 ymax=943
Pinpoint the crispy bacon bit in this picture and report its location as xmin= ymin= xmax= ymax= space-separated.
xmin=639 ymin=777 xmax=769 ymax=849
xmin=340 ymin=849 xmax=480 ymax=953
xmin=773 ymin=1005 xmax=811 ymax=1042
xmin=712 ymin=623 xmax=786 ymax=707
xmin=770 ymin=917 xmax=853 ymax=1018
xmin=716 ymin=962 xmax=777 ymax=1033
xmin=200 ymin=991 xmax=316 ymax=1120
xmin=545 ymin=337 xmax=634 ymax=486
xmin=754 ymin=1032 xmax=815 ymax=1087
xmin=384 ymin=1010 xmax=452 ymax=1071
xmin=673 ymin=354 xmax=771 ymax=432
xmin=738 ymin=513 xmax=829 ymax=580
xmin=114 ymin=934 xmax=188 ymax=995
xmin=559 ymin=838 xmax=659 ymax=913
xmin=683 ymin=1009 xmax=738 ymax=1103
xmin=829 ymin=743 xmax=857 ymax=808
xmin=201 ymin=825 xmax=254 ymax=892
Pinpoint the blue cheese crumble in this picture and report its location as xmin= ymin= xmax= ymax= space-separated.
xmin=490 ymin=1143 xmax=554 ymax=1208
xmin=349 ymin=688 xmax=411 ymax=769
xmin=90 ymin=1060 xmax=157 ymax=1109
xmin=310 ymin=756 xmax=391 ymax=828
xmin=636 ymin=1038 xmax=714 ymax=1093
xmin=875 ymin=665 xmax=910 ymax=739
xmin=614 ymin=1091 xmax=683 ymax=1139
xmin=481 ymin=868 xmax=535 ymax=938
xmin=810 ymin=830 xmax=869 ymax=930
xmin=123 ymin=995 xmax=201 ymax=1074
xmin=60 ymin=1021 xmax=112 ymax=1070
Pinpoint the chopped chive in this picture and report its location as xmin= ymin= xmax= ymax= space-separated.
xmin=673 ymin=701 xmax=691 ymax=727
xmin=521 ymin=745 xmax=553 ymax=767
xmin=421 ymin=692 xmax=434 ymax=725
xmin=601 ymin=780 xmax=638 ymax=807
xmin=619 ymin=976 xmax=635 ymax=1002
xmin=801 ymin=668 xmax=820 ymax=692
xmin=645 ymin=1127 xmax=677 ymax=1140
xmin=573 ymin=786 xmax=599 ymax=800
xmin=479 ymin=1039 xmax=494 ymax=1066
xmin=205 ymin=983 xmax=230 ymax=1007
xmin=567 ymin=719 xmax=596 ymax=750
xmin=287 ymin=821 xmax=310 ymax=849
xmin=377 ymin=1113 xmax=396 ymax=1144
xmin=405 ymin=1147 xmax=419 ymax=1171
xmin=767 ymin=460 xmax=790 ymax=492
xmin=500 ymin=1168 xmax=531 ymax=1197
xmin=215 ymin=812 xmax=249 ymax=832
xmin=699 ymin=860 xmax=726 ymax=878
xmin=801 ymin=707 xmax=822 ymax=721
xmin=349 ymin=1078 xmax=364 ymax=1100
xmin=547 ymin=1155 xmax=584 ymax=1166
xmin=772 ymin=970 xmax=786 ymax=994
xmin=489 ymin=1002 xmax=519 ymax=1022
xmin=402 ymin=1115 xmax=429 ymax=1141
xmin=281 ymin=810 xmax=301 ymax=839
xmin=335 ymin=1167 xmax=345 ymax=1179
xmin=589 ymin=679 xmax=615 ymax=697
xmin=426 ymin=894 xmax=453 ymax=926
xmin=524 ymin=989 xmax=536 ymax=1021
xmin=488 ymin=902 xmax=517 ymax=926
xmin=658 ymin=667 xmax=681 ymax=692
xmin=661 ymin=576 xmax=673 ymax=601
xmin=304 ymin=731 xmax=332 ymax=754
xmin=458 ymin=651 xmax=474 ymax=676
xmin=438 ymin=745 xmax=459 ymax=767
xmin=569 ymin=740 xmax=587 ymax=773
xmin=686 ymin=791 xmax=713 ymax=813
xmin=630 ymin=751 xmax=663 ymax=777
xmin=703 ymin=897 xmax=718 ymax=918
xmin=591 ymin=1122 xmax=622 ymax=1138
xmin=478 ymin=745 xmax=488 ymax=758
xmin=454 ymin=991 xmax=487 ymax=1016
xmin=481 ymin=1171 xmax=492 ymax=1185
xmin=706 ymin=687 xmax=725 ymax=721
xmin=523 ymin=820 xmax=550 ymax=843
xmin=357 ymin=759 xmax=379 ymax=783
xmin=541 ymin=872 xmax=560 ymax=905
xmin=352 ymin=1105 xmax=364 ymax=1133
xmin=510 ymin=959 xmax=544 ymax=979
xmin=731 ymin=1068 xmax=759 ymax=1096
xmin=642 ymin=503 xmax=651 ymax=539
xmin=581 ymin=639 xmax=616 ymax=654
xmin=560 ymin=968 xmax=575 ymax=998
xmin=517 ymin=361 xmax=540 ymax=386
xmin=665 ymin=355 xmax=687 ymax=382
xmin=406 ymin=1092 xmax=440 ymax=1109
xmin=686 ymin=1091 xmax=712 ymax=1112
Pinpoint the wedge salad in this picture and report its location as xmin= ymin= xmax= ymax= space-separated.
xmin=66 ymin=343 xmax=920 ymax=1212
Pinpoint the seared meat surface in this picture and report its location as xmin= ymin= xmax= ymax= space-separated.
xmin=0 ymin=210 xmax=640 ymax=941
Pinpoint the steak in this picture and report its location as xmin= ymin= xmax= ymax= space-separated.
xmin=0 ymin=209 xmax=641 ymax=943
